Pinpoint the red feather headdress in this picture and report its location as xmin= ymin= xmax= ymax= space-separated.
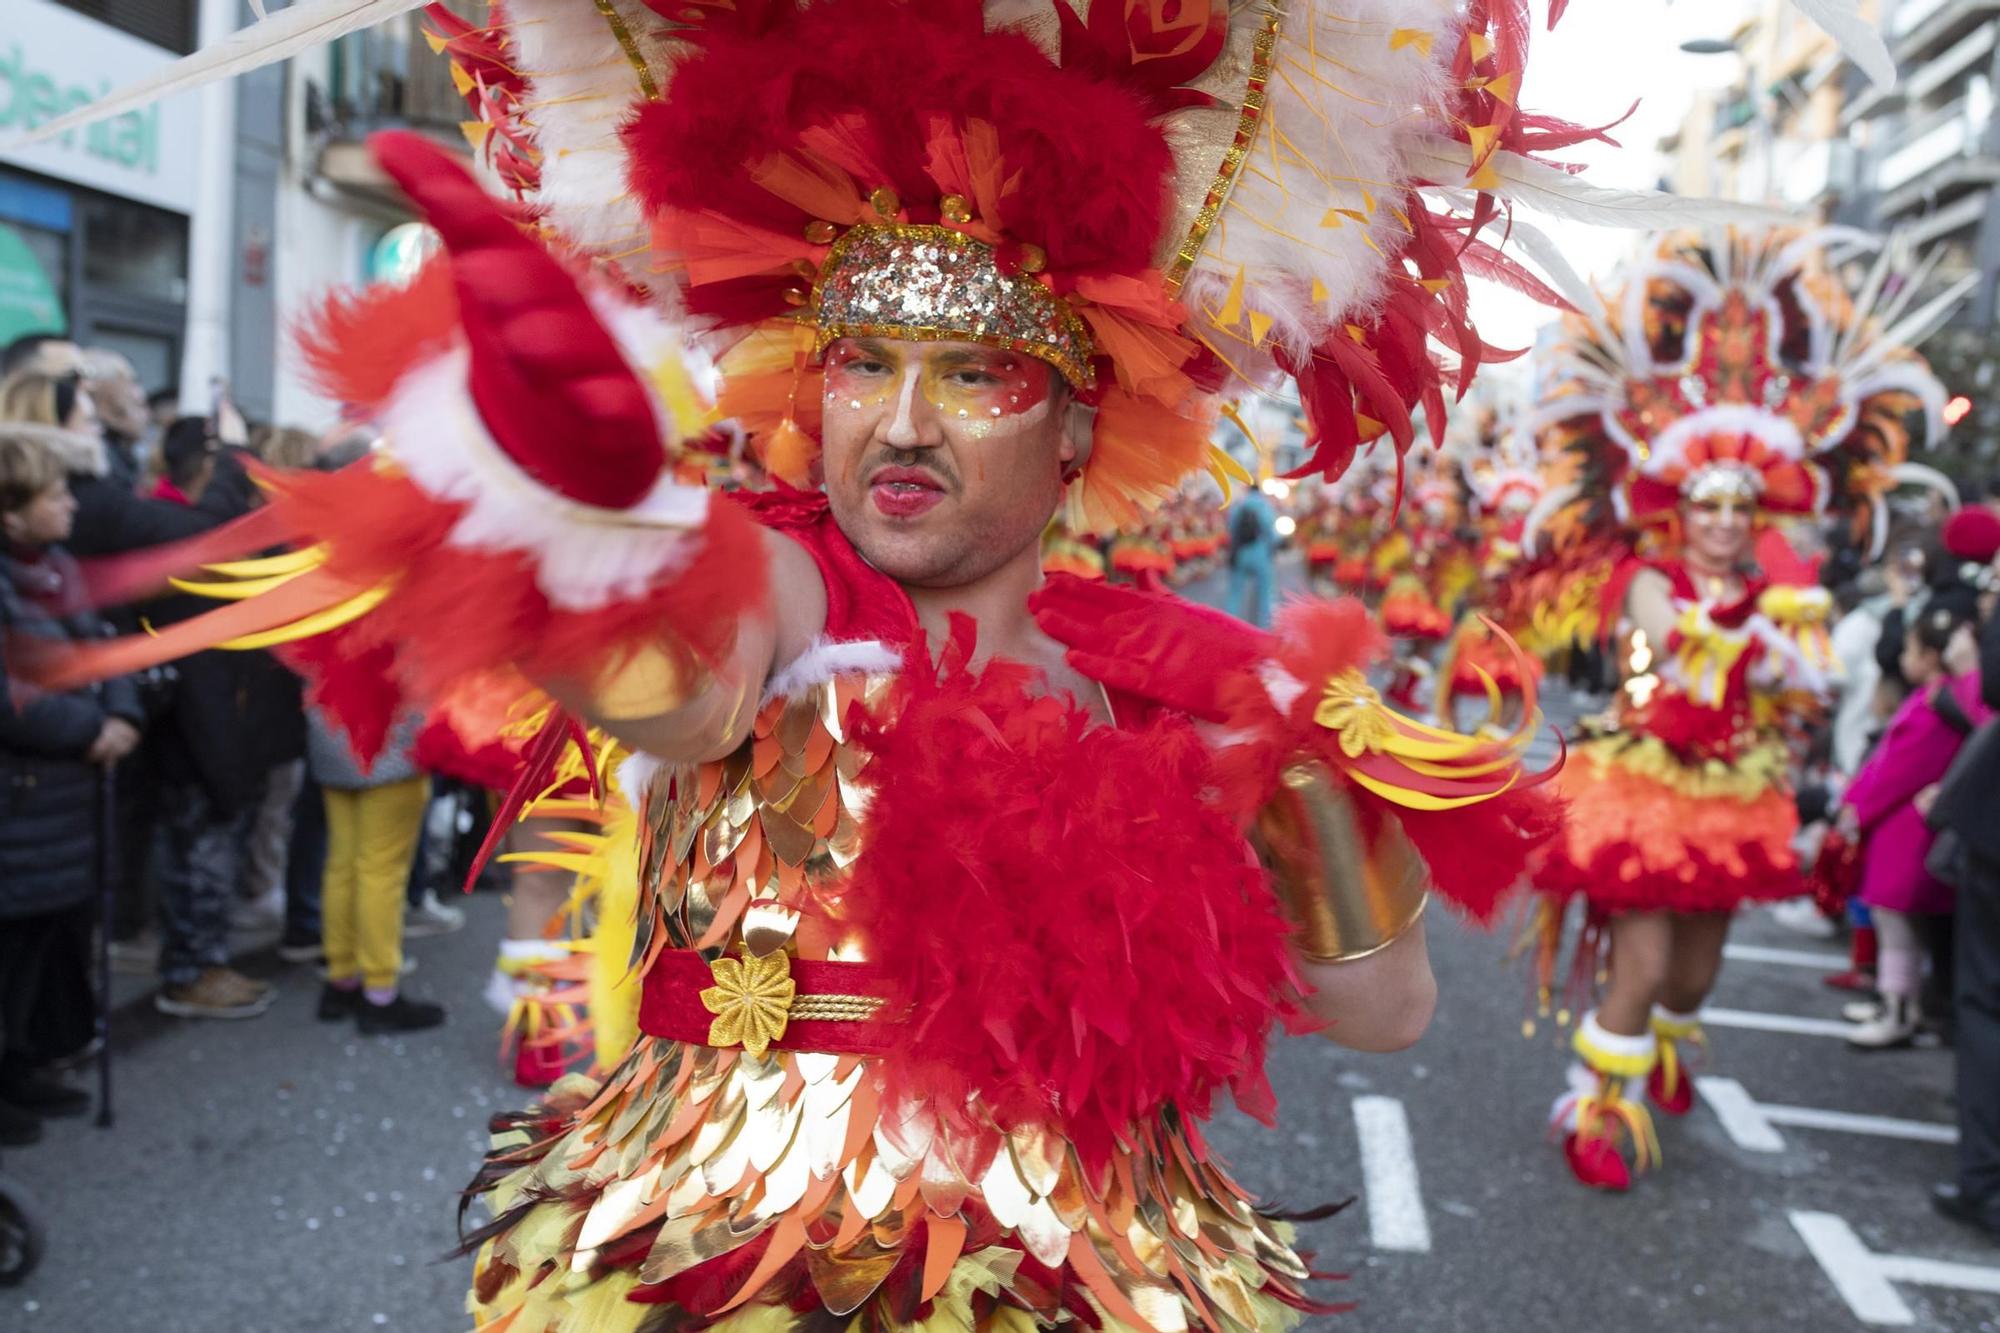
xmin=1522 ymin=229 xmax=1968 ymax=559
xmin=418 ymin=0 xmax=1725 ymax=532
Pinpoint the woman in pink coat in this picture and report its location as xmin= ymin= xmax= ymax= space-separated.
xmin=1843 ymin=595 xmax=1988 ymax=1047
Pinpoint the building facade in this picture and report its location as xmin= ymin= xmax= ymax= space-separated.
xmin=0 ymin=0 xmax=213 ymax=400
xmin=263 ymin=2 xmax=470 ymax=429
xmin=1 ymin=0 xmax=472 ymax=430
xmin=1848 ymin=0 xmax=2000 ymax=474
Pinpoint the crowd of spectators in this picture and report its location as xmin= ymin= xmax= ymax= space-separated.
xmin=1792 ymin=487 xmax=2000 ymax=1243
xmin=0 ymin=331 xmax=469 ymax=1152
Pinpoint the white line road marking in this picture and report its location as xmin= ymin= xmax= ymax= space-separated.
xmin=1791 ymin=1211 xmax=1916 ymax=1325
xmin=1699 ymin=1077 xmax=1958 ymax=1153
xmin=1700 ymin=1006 xmax=1854 ymax=1039
xmin=1697 ymin=1076 xmax=1787 ymax=1152
xmin=1791 ymin=1210 xmax=2000 ymax=1326
xmin=1724 ymin=943 xmax=1847 ymax=969
xmin=1767 ymin=1104 xmax=1958 ymax=1145
xmin=1351 ymin=1095 xmax=1431 ymax=1253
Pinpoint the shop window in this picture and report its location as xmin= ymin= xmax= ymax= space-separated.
xmin=48 ymin=0 xmax=197 ymax=57
xmin=78 ymin=194 xmax=187 ymax=305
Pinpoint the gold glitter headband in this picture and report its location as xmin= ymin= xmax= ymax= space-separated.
xmin=1682 ymin=461 xmax=1764 ymax=505
xmin=810 ymin=224 xmax=1098 ymax=391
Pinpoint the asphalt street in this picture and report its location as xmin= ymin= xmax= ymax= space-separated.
xmin=8 ymin=555 xmax=1998 ymax=1332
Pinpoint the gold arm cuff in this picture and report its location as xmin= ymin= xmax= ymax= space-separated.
xmin=1254 ymin=761 xmax=1433 ymax=963
xmin=588 ymin=642 xmax=708 ymax=721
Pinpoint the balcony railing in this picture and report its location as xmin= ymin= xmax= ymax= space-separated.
xmin=1872 ymin=90 xmax=1994 ymax=191
xmin=316 ymin=1 xmax=477 ymax=140
xmin=1895 ymin=0 xmax=2000 ymax=63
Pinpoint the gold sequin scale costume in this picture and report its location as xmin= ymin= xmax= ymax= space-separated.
xmin=468 ymin=672 xmax=1316 ymax=1333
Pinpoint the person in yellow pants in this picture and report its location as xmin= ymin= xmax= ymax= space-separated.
xmin=306 ymin=708 xmax=446 ymax=1034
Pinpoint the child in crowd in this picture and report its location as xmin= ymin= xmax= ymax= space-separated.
xmin=1842 ymin=594 xmax=1989 ymax=1048
xmin=0 ymin=424 xmax=143 ymax=1139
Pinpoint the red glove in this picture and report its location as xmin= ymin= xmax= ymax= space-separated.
xmin=1028 ymin=574 xmax=1272 ymax=724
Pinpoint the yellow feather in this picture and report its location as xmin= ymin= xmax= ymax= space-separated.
xmin=213 ymin=583 xmax=392 ymax=651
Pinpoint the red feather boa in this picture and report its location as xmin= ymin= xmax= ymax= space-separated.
xmin=833 ymin=618 xmax=1305 ymax=1172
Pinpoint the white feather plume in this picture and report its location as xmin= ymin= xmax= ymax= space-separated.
xmin=504 ymin=0 xmax=685 ymax=303
xmin=1408 ymin=140 xmax=1792 ymax=230
xmin=1790 ymin=0 xmax=1897 ymax=91
xmin=1181 ymin=0 xmax=1460 ymax=376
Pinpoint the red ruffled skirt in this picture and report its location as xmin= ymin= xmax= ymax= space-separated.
xmin=1535 ymin=734 xmax=1801 ymax=914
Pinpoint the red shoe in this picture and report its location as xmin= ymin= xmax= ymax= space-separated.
xmin=1822 ymin=969 xmax=1877 ymax=993
xmin=1563 ymin=1131 xmax=1631 ymax=1192
xmin=513 ymin=1038 xmax=566 ymax=1088
xmin=1647 ymin=1060 xmax=1695 ymax=1117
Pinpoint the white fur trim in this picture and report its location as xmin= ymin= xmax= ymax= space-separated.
xmin=615 ymin=751 xmax=664 ymax=802
xmin=379 ymin=349 xmax=707 ymax=612
xmin=1578 ymin=1011 xmax=1659 ymax=1060
xmin=1631 ymin=405 xmax=1808 ymax=482
xmin=763 ymin=638 xmax=901 ymax=702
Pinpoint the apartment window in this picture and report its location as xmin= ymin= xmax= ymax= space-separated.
xmin=48 ymin=0 xmax=198 ymax=56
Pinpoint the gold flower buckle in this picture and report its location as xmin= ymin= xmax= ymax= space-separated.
xmin=698 ymin=951 xmax=884 ymax=1058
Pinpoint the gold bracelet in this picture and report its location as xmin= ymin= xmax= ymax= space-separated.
xmin=1253 ymin=762 xmax=1431 ymax=963
xmin=587 ymin=642 xmax=708 ymax=721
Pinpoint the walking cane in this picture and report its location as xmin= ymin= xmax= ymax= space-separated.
xmin=93 ymin=766 xmax=115 ymax=1129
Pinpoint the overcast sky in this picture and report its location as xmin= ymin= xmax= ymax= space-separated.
xmin=1465 ymin=0 xmax=1764 ymax=355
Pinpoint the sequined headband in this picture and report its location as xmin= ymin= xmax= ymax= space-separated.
xmin=810 ymin=224 xmax=1098 ymax=391
xmin=1682 ymin=461 xmax=1764 ymax=505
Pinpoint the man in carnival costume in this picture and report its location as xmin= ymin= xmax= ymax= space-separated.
xmin=13 ymin=0 xmax=1901 ymax=1326
xmin=1521 ymin=229 xmax=1967 ymax=1193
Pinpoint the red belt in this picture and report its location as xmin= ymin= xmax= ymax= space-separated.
xmin=639 ymin=948 xmax=902 ymax=1056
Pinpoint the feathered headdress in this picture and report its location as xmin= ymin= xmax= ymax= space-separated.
xmin=11 ymin=0 xmax=1877 ymax=536
xmin=1522 ymin=228 xmax=1969 ymax=558
xmin=435 ymin=0 xmax=1594 ymax=531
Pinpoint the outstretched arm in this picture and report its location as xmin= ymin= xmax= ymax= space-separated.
xmin=544 ymin=526 xmax=829 ymax=763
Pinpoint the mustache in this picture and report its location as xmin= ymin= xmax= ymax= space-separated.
xmin=863 ymin=447 xmax=958 ymax=490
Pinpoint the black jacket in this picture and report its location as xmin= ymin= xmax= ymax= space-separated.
xmin=1931 ymin=614 xmax=2000 ymax=874
xmin=0 ymin=546 xmax=144 ymax=920
xmin=138 ymin=478 xmax=304 ymax=811
xmin=63 ymin=439 xmax=257 ymax=560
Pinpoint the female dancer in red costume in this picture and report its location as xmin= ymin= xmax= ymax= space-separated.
xmin=1524 ymin=229 xmax=1966 ymax=1191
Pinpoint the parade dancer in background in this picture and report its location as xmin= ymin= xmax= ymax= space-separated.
xmin=1522 ymin=229 xmax=1967 ymax=1192
xmin=1437 ymin=437 xmax=1548 ymax=733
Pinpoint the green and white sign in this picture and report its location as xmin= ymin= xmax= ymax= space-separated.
xmin=0 ymin=1 xmax=203 ymax=215
xmin=0 ymin=224 xmax=64 ymax=346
